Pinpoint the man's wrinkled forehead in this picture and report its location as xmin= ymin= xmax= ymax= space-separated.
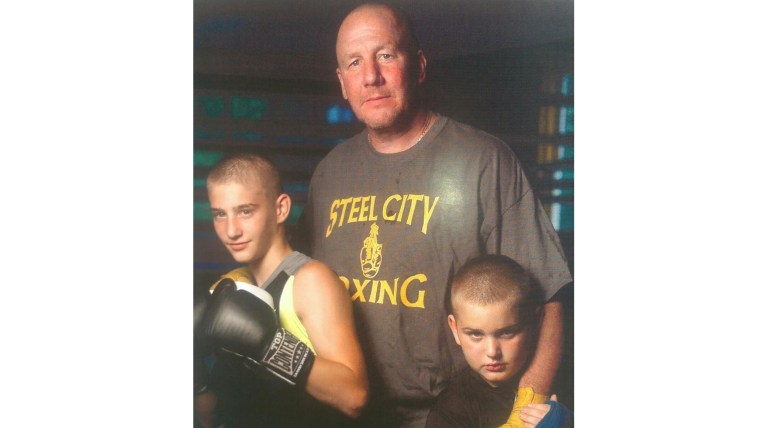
xmin=336 ymin=5 xmax=410 ymax=58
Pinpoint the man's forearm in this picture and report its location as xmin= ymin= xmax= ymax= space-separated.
xmin=519 ymin=300 xmax=564 ymax=394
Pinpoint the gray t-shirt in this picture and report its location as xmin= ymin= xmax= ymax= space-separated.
xmin=302 ymin=115 xmax=572 ymax=427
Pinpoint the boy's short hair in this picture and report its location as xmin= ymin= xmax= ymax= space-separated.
xmin=450 ymin=254 xmax=544 ymax=325
xmin=206 ymin=153 xmax=282 ymax=199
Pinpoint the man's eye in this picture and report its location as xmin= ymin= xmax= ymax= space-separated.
xmin=467 ymin=332 xmax=483 ymax=339
xmin=240 ymin=209 xmax=253 ymax=216
xmin=379 ymin=53 xmax=393 ymax=60
xmin=212 ymin=212 xmax=226 ymax=220
xmin=348 ymin=59 xmax=359 ymax=68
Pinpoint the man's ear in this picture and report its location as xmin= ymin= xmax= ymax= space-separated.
xmin=447 ymin=314 xmax=461 ymax=346
xmin=416 ymin=49 xmax=427 ymax=84
xmin=275 ymin=193 xmax=291 ymax=224
xmin=336 ymin=68 xmax=348 ymax=100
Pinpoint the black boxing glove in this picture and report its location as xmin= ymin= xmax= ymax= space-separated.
xmin=199 ymin=278 xmax=315 ymax=387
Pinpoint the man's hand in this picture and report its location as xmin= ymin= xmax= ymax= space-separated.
xmin=519 ymin=394 xmax=557 ymax=427
xmin=500 ymin=386 xmax=548 ymax=428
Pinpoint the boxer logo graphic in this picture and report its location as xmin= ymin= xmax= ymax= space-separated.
xmin=360 ymin=223 xmax=382 ymax=279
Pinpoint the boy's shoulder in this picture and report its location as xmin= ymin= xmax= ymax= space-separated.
xmin=292 ymin=257 xmax=334 ymax=285
xmin=291 ymin=255 xmax=346 ymax=303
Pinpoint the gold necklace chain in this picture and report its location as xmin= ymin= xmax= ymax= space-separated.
xmin=416 ymin=111 xmax=434 ymax=143
xmin=368 ymin=112 xmax=435 ymax=146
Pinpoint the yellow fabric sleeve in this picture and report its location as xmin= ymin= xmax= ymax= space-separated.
xmin=498 ymin=386 xmax=548 ymax=428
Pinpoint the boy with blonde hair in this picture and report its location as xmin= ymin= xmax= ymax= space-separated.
xmin=426 ymin=255 xmax=572 ymax=428
xmin=194 ymin=153 xmax=368 ymax=427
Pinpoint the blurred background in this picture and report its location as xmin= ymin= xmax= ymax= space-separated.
xmin=194 ymin=0 xmax=574 ymax=409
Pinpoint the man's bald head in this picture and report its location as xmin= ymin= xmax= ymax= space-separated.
xmin=336 ymin=3 xmax=420 ymax=64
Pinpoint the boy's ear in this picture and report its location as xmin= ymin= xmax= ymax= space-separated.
xmin=275 ymin=193 xmax=291 ymax=224
xmin=447 ymin=314 xmax=461 ymax=346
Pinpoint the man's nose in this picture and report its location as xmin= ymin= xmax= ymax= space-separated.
xmin=362 ymin=60 xmax=384 ymax=86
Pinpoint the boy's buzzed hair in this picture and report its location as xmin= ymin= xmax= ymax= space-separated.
xmin=450 ymin=254 xmax=544 ymax=324
xmin=207 ymin=153 xmax=282 ymax=199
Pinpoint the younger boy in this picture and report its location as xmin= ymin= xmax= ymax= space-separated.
xmin=194 ymin=153 xmax=368 ymax=427
xmin=425 ymin=254 xmax=572 ymax=428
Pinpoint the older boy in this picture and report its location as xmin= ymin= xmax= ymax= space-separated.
xmin=425 ymin=255 xmax=572 ymax=428
xmin=194 ymin=153 xmax=368 ymax=427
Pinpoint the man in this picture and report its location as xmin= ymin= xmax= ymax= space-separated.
xmin=195 ymin=153 xmax=368 ymax=427
xmin=297 ymin=3 xmax=572 ymax=427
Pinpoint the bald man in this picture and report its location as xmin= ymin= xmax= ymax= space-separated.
xmin=297 ymin=4 xmax=573 ymax=427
